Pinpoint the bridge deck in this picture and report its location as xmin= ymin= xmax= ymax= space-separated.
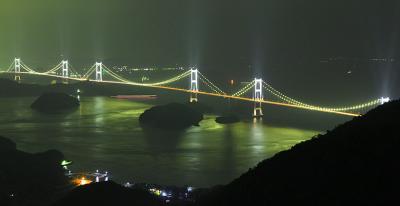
xmin=0 ymin=71 xmax=360 ymax=117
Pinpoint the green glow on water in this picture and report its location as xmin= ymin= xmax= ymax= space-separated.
xmin=0 ymin=97 xmax=320 ymax=187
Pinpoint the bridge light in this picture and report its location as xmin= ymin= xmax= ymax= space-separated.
xmin=380 ymin=97 xmax=390 ymax=105
xmin=95 ymin=62 xmax=103 ymax=81
xmin=189 ymin=68 xmax=199 ymax=102
xmin=62 ymin=60 xmax=69 ymax=78
xmin=253 ymin=78 xmax=263 ymax=117
xmin=14 ymin=58 xmax=22 ymax=81
xmin=73 ymin=177 xmax=92 ymax=186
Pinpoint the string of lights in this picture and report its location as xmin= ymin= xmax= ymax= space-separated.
xmin=6 ymin=62 xmax=14 ymax=72
xmin=198 ymin=72 xmax=226 ymax=94
xmin=21 ymin=62 xmax=36 ymax=73
xmin=0 ymin=69 xmax=363 ymax=117
xmin=82 ymin=64 xmax=99 ymax=79
xmin=44 ymin=62 xmax=63 ymax=74
xmin=2 ymin=59 xmax=386 ymax=116
xmin=66 ymin=63 xmax=82 ymax=77
xmin=232 ymin=80 xmax=255 ymax=97
xmin=199 ymin=76 xmax=224 ymax=94
xmin=262 ymin=82 xmax=382 ymax=112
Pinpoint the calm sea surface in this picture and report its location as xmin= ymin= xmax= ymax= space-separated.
xmin=0 ymin=97 xmax=319 ymax=187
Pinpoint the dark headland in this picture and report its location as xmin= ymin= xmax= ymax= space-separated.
xmin=196 ymin=100 xmax=400 ymax=206
xmin=52 ymin=181 xmax=165 ymax=206
xmin=0 ymin=136 xmax=67 ymax=206
xmin=139 ymin=103 xmax=204 ymax=130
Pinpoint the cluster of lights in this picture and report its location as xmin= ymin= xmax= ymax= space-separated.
xmin=105 ymin=64 xmax=191 ymax=86
xmin=141 ymin=76 xmax=150 ymax=82
xmin=149 ymin=188 xmax=162 ymax=196
xmin=68 ymin=169 xmax=110 ymax=187
xmin=81 ymin=62 xmax=191 ymax=86
xmin=114 ymin=66 xmax=184 ymax=72
xmin=149 ymin=188 xmax=173 ymax=198
xmin=73 ymin=177 xmax=92 ymax=186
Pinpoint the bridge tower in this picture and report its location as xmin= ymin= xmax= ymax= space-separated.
xmin=62 ymin=60 xmax=69 ymax=78
xmin=189 ymin=68 xmax=199 ymax=102
xmin=95 ymin=62 xmax=103 ymax=81
xmin=62 ymin=60 xmax=69 ymax=83
xmin=253 ymin=78 xmax=263 ymax=117
xmin=14 ymin=58 xmax=21 ymax=81
xmin=380 ymin=97 xmax=390 ymax=105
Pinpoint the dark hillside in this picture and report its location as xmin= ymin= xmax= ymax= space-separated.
xmin=53 ymin=181 xmax=165 ymax=206
xmin=198 ymin=100 xmax=400 ymax=206
xmin=0 ymin=137 xmax=67 ymax=206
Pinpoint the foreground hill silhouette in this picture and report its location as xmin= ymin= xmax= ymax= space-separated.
xmin=197 ymin=100 xmax=400 ymax=206
xmin=31 ymin=92 xmax=80 ymax=113
xmin=0 ymin=137 xmax=67 ymax=206
xmin=139 ymin=103 xmax=203 ymax=130
xmin=53 ymin=181 xmax=165 ymax=206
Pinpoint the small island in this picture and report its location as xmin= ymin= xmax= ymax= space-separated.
xmin=139 ymin=103 xmax=203 ymax=130
xmin=31 ymin=92 xmax=80 ymax=113
xmin=215 ymin=115 xmax=240 ymax=124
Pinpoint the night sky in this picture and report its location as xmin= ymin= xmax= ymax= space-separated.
xmin=1 ymin=0 xmax=399 ymax=102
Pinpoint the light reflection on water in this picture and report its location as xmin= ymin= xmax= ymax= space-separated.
xmin=0 ymin=97 xmax=319 ymax=187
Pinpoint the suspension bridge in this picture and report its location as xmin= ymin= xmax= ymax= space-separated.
xmin=0 ymin=58 xmax=390 ymax=117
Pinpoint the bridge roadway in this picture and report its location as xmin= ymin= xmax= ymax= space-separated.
xmin=0 ymin=71 xmax=360 ymax=117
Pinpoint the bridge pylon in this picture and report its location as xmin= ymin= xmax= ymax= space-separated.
xmin=62 ymin=60 xmax=69 ymax=83
xmin=14 ymin=58 xmax=21 ymax=82
xmin=380 ymin=97 xmax=390 ymax=105
xmin=189 ymin=68 xmax=199 ymax=102
xmin=95 ymin=62 xmax=103 ymax=82
xmin=253 ymin=78 xmax=263 ymax=117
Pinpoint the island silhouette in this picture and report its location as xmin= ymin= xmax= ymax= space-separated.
xmin=139 ymin=103 xmax=204 ymax=130
xmin=31 ymin=92 xmax=80 ymax=113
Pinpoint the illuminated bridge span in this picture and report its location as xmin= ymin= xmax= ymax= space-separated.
xmin=0 ymin=58 xmax=391 ymax=117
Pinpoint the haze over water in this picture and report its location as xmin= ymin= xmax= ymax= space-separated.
xmin=0 ymin=96 xmax=320 ymax=187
